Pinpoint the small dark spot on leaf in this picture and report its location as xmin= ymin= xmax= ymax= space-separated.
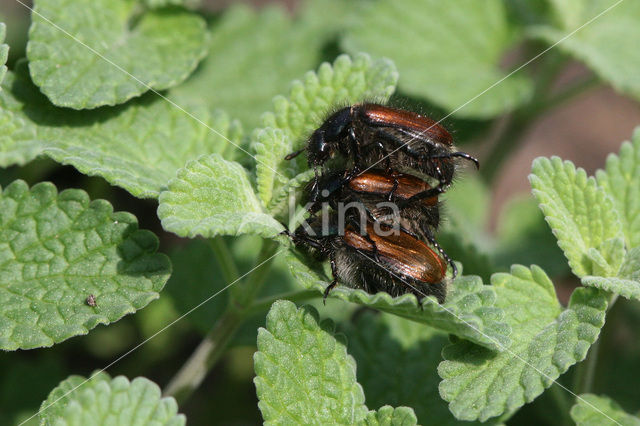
xmin=86 ymin=294 xmax=97 ymax=307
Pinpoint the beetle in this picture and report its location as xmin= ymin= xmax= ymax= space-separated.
xmin=304 ymin=169 xmax=456 ymax=277
xmin=285 ymin=103 xmax=478 ymax=188
xmin=285 ymin=214 xmax=448 ymax=303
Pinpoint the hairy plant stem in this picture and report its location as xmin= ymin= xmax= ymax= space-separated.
xmin=163 ymin=308 xmax=243 ymax=403
xmin=163 ymin=240 xmax=280 ymax=403
xmin=209 ymin=237 xmax=240 ymax=283
xmin=231 ymin=241 xmax=279 ymax=308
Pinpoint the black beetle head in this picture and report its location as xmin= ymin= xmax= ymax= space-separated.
xmin=307 ymin=107 xmax=353 ymax=167
xmin=307 ymin=130 xmax=335 ymax=167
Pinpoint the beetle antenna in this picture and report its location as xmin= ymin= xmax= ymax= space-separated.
xmin=284 ymin=148 xmax=305 ymax=160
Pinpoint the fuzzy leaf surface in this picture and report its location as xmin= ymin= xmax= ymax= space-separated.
xmin=253 ymin=53 xmax=398 ymax=208
xmin=39 ymin=372 xmax=185 ymax=425
xmin=438 ymin=265 xmax=608 ymax=422
xmin=596 ymin=128 xmax=640 ymax=248
xmin=27 ymin=0 xmax=208 ymax=109
xmin=254 ymin=300 xmax=367 ymax=424
xmin=342 ymin=0 xmax=532 ymax=118
xmin=174 ymin=1 xmax=342 ymax=130
xmin=531 ymin=0 xmax=640 ymax=102
xmin=0 ymin=181 xmax=170 ymax=350
xmin=0 ymin=23 xmax=7 ymax=86
xmin=530 ymin=157 xmax=624 ymax=277
xmin=345 ymin=312 xmax=481 ymax=425
xmin=571 ymin=394 xmax=640 ymax=426
xmin=582 ymin=246 xmax=640 ymax=301
xmin=363 ymin=406 xmax=418 ymax=426
xmin=0 ymin=64 xmax=242 ymax=198
xmin=158 ymin=154 xmax=283 ymax=239
xmin=285 ymin=251 xmax=510 ymax=351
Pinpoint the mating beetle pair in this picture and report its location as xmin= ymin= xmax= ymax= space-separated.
xmin=284 ymin=103 xmax=478 ymax=304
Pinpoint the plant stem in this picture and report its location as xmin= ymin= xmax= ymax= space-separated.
xmin=480 ymin=112 xmax=532 ymax=183
xmin=548 ymin=383 xmax=573 ymax=426
xmin=209 ymin=237 xmax=240 ymax=283
xmin=163 ymin=240 xmax=282 ymax=403
xmin=531 ymin=75 xmax=599 ymax=116
xmin=163 ymin=308 xmax=242 ymax=403
xmin=231 ymin=240 xmax=279 ymax=308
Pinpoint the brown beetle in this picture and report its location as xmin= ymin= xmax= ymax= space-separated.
xmin=304 ymin=169 xmax=456 ymax=277
xmin=285 ymin=103 xmax=478 ymax=187
xmin=286 ymin=215 xmax=448 ymax=303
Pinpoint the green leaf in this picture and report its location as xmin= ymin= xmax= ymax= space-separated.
xmin=582 ymin=246 xmax=640 ymax=301
xmin=571 ymin=394 xmax=640 ymax=426
xmin=0 ymin=23 xmax=8 ymax=86
xmin=438 ymin=265 xmax=608 ymax=422
xmin=285 ymin=251 xmax=511 ymax=351
xmin=530 ymin=1 xmax=640 ymax=101
xmin=529 ymin=157 xmax=624 ymax=277
xmin=345 ymin=312 xmax=478 ymax=425
xmin=27 ymin=0 xmax=208 ymax=109
xmin=581 ymin=276 xmax=640 ymax=301
xmin=253 ymin=128 xmax=292 ymax=207
xmin=253 ymin=53 xmax=398 ymax=207
xmin=0 ymin=64 xmax=242 ymax=198
xmin=174 ymin=1 xmax=341 ymax=130
xmin=254 ymin=300 xmax=368 ymax=424
xmin=619 ymin=246 xmax=640 ymax=280
xmin=158 ymin=154 xmax=284 ymax=239
xmin=39 ymin=372 xmax=185 ymax=425
xmin=596 ymin=127 xmax=640 ymax=248
xmin=342 ymin=0 xmax=533 ymax=118
xmin=363 ymin=406 xmax=418 ymax=426
xmin=0 ymin=180 xmax=170 ymax=350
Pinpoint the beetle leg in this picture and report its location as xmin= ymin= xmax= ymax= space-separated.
xmin=348 ymin=127 xmax=368 ymax=170
xmin=424 ymin=231 xmax=457 ymax=279
xmin=323 ymin=254 xmax=339 ymax=304
xmin=399 ymin=226 xmax=420 ymax=240
xmin=429 ymin=152 xmax=479 ymax=169
xmin=387 ymin=175 xmax=400 ymax=201
xmin=309 ymin=168 xmax=321 ymax=201
xmin=323 ymin=280 xmax=337 ymax=305
xmin=358 ymin=137 xmax=387 ymax=169
xmin=399 ymin=186 xmax=445 ymax=208
xmin=432 ymin=162 xmax=446 ymax=186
